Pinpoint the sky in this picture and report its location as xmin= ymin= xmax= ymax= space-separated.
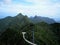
xmin=0 ymin=0 xmax=60 ymax=21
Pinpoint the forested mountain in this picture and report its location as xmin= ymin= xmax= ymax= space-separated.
xmin=30 ymin=15 xmax=56 ymax=24
xmin=0 ymin=13 xmax=56 ymax=32
xmin=0 ymin=13 xmax=60 ymax=45
xmin=0 ymin=13 xmax=31 ymax=32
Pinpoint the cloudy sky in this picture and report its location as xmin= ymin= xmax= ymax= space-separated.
xmin=0 ymin=0 xmax=60 ymax=21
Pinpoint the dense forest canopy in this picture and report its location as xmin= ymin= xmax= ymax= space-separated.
xmin=0 ymin=13 xmax=60 ymax=45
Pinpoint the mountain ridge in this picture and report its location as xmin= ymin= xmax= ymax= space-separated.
xmin=0 ymin=13 xmax=59 ymax=45
xmin=0 ymin=13 xmax=56 ymax=24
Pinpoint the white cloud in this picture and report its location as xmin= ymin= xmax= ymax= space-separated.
xmin=0 ymin=0 xmax=60 ymax=19
xmin=3 ymin=0 xmax=12 ymax=4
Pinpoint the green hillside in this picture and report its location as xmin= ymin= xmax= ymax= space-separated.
xmin=0 ymin=13 xmax=59 ymax=45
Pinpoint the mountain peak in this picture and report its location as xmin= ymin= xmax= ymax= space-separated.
xmin=16 ymin=13 xmax=23 ymax=17
xmin=30 ymin=16 xmax=56 ymax=24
